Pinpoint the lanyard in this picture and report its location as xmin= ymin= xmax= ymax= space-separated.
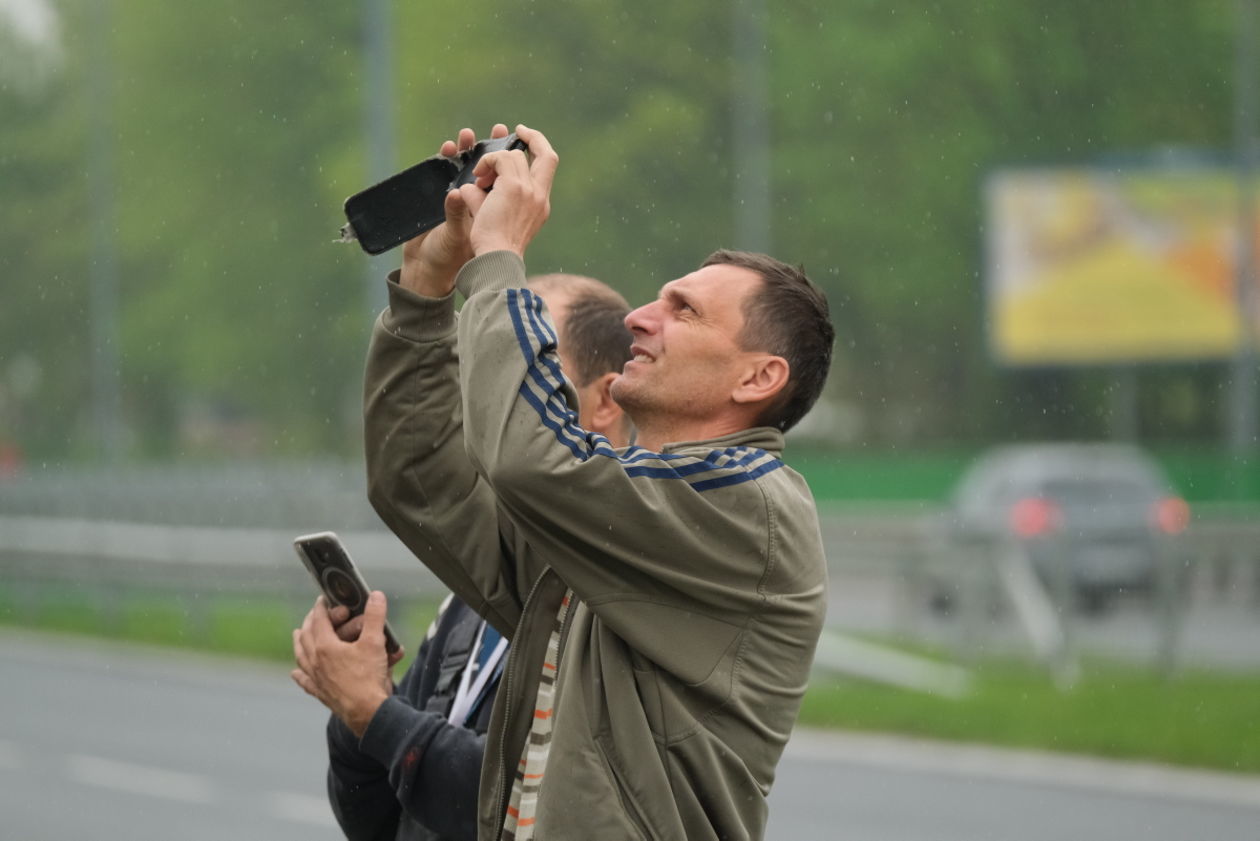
xmin=447 ymin=622 xmax=509 ymax=726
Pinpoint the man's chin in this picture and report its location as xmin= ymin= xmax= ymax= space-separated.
xmin=609 ymin=376 xmax=639 ymax=411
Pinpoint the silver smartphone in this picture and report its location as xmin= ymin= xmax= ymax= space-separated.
xmin=293 ymin=531 xmax=400 ymax=653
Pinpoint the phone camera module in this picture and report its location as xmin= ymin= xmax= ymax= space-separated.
xmin=321 ymin=567 xmax=363 ymax=610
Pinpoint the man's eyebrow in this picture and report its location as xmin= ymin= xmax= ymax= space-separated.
xmin=662 ymin=286 xmax=696 ymax=311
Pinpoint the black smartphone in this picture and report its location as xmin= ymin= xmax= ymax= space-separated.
xmin=293 ymin=531 xmax=401 ymax=654
xmin=340 ymin=134 xmax=528 ymax=255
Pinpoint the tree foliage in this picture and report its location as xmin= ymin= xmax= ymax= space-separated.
xmin=0 ymin=0 xmax=1243 ymax=460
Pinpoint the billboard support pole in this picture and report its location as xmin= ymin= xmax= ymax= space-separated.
xmin=1109 ymin=366 xmax=1138 ymax=441
xmin=1229 ymin=0 xmax=1259 ymax=466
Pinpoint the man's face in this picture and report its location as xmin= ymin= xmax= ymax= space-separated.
xmin=612 ymin=263 xmax=763 ymax=424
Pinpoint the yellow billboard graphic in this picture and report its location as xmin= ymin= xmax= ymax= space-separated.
xmin=986 ymin=169 xmax=1256 ymax=364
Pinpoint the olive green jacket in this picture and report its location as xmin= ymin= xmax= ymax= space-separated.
xmin=363 ymin=251 xmax=827 ymax=841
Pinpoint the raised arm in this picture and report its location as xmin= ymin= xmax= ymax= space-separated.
xmin=363 ymin=124 xmax=532 ymax=634
xmin=363 ymin=284 xmax=523 ymax=635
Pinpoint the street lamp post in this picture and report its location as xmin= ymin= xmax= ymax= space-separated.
xmin=731 ymin=0 xmax=771 ymax=255
xmin=88 ymin=0 xmax=122 ymax=461
xmin=362 ymin=0 xmax=395 ymax=316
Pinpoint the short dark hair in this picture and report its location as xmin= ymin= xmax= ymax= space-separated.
xmin=701 ymin=249 xmax=834 ymax=433
xmin=560 ymin=293 xmax=633 ymax=386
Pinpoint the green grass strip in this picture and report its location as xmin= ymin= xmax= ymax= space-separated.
xmin=0 ymin=585 xmax=443 ymax=671
xmin=801 ymin=662 xmax=1260 ymax=774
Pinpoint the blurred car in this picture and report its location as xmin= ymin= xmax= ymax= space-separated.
xmin=933 ymin=442 xmax=1190 ymax=614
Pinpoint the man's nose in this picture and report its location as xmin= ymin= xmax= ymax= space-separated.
xmin=624 ymin=302 xmax=656 ymax=334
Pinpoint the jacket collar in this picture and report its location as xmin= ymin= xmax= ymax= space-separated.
xmin=658 ymin=426 xmax=785 ymax=459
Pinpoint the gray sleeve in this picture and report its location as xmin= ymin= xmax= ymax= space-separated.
xmin=325 ymin=711 xmax=400 ymax=841
xmin=352 ymin=696 xmax=487 ymax=840
xmin=326 ymin=652 xmax=487 ymax=841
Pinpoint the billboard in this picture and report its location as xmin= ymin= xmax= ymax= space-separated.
xmin=985 ymin=168 xmax=1258 ymax=365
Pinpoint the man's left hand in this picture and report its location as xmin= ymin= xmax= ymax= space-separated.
xmin=291 ymin=592 xmax=396 ymax=737
xmin=398 ymin=123 xmax=510 ymax=297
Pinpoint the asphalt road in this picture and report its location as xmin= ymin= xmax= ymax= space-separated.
xmin=2 ymin=629 xmax=1258 ymax=840
xmin=1 ymin=631 xmax=336 ymax=841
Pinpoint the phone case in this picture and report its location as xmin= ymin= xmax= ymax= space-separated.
xmin=342 ymin=157 xmax=458 ymax=255
xmin=293 ymin=531 xmax=401 ymax=653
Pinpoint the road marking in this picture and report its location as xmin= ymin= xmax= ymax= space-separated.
xmin=268 ymin=791 xmax=336 ymax=826
xmin=787 ymin=729 xmax=1260 ymax=810
xmin=0 ymin=739 xmax=20 ymax=770
xmin=66 ymin=754 xmax=216 ymax=804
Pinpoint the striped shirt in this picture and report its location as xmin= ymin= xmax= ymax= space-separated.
xmin=501 ymin=589 xmax=573 ymax=841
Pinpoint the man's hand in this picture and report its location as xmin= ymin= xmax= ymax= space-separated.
xmin=398 ymin=123 xmax=511 ymax=297
xmin=326 ymin=603 xmax=406 ymax=668
xmin=291 ymin=592 xmax=402 ymax=737
xmin=456 ymin=124 xmax=558 ymax=258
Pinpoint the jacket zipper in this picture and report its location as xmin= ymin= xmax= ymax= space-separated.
xmin=493 ymin=566 xmax=553 ymax=838
xmin=596 ymin=739 xmax=657 ymax=841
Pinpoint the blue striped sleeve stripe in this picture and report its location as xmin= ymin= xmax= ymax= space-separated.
xmin=507 ymin=289 xmax=618 ymax=459
xmin=501 ymin=290 xmax=784 ymax=492
xmin=690 ymin=458 xmax=784 ymax=491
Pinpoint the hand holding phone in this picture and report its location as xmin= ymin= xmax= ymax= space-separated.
xmin=293 ymin=531 xmax=401 ymax=654
xmin=339 ymin=133 xmax=528 ymax=255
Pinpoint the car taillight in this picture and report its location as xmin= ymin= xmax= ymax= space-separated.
xmin=1009 ymin=497 xmax=1061 ymax=538
xmin=1152 ymin=497 xmax=1190 ymax=535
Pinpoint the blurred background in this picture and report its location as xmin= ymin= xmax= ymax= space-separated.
xmin=3 ymin=1 xmax=1260 ymax=839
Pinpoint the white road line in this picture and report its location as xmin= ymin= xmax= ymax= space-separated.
xmin=0 ymin=739 xmax=20 ymax=770
xmin=66 ymin=754 xmax=216 ymax=804
xmin=787 ymin=729 xmax=1260 ymax=810
xmin=268 ymin=791 xmax=336 ymax=826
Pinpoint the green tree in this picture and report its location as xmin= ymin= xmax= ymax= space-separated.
xmin=0 ymin=0 xmax=1244 ymax=461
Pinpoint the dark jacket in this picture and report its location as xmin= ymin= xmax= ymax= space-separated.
xmin=327 ymin=596 xmax=500 ymax=841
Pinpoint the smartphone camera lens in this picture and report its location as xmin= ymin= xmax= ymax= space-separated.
xmin=321 ymin=568 xmax=363 ymax=610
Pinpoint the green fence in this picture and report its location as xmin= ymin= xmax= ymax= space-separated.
xmin=789 ymin=447 xmax=1260 ymax=504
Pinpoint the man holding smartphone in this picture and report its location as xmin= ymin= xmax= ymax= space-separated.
xmin=292 ymin=273 xmax=633 ymax=841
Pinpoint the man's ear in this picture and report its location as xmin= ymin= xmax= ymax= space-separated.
xmin=588 ymin=372 xmax=628 ymax=444
xmin=732 ymin=355 xmax=789 ymax=407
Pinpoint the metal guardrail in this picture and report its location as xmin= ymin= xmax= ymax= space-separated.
xmin=0 ymin=462 xmax=383 ymax=529
xmin=817 ymin=500 xmax=1260 ymax=605
xmin=2 ymin=466 xmax=1257 ymax=583
xmin=0 ymin=515 xmax=442 ymax=597
xmin=3 ymin=505 xmax=1256 ymax=604
xmin=2 ymin=469 xmax=1258 ymax=676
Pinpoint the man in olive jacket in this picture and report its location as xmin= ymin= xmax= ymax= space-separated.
xmin=300 ymin=124 xmax=834 ymax=841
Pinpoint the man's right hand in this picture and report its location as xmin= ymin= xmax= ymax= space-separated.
xmin=460 ymin=124 xmax=558 ymax=259
xmin=328 ymin=602 xmax=405 ymax=668
xmin=291 ymin=593 xmax=400 ymax=736
xmin=397 ymin=123 xmax=511 ymax=298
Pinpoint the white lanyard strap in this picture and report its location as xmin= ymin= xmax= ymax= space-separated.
xmin=447 ymin=622 xmax=508 ymax=726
